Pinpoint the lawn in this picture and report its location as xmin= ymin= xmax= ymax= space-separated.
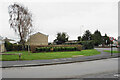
xmin=1 ymin=49 xmax=100 ymax=61
xmin=104 ymin=50 xmax=120 ymax=53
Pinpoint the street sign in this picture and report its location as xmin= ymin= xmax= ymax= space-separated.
xmin=109 ymin=37 xmax=115 ymax=56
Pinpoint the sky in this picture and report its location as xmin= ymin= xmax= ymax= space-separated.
xmin=0 ymin=0 xmax=119 ymax=42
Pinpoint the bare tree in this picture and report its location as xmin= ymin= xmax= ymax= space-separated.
xmin=8 ymin=3 xmax=33 ymax=49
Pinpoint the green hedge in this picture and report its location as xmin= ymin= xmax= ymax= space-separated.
xmin=36 ymin=47 xmax=78 ymax=52
xmin=5 ymin=41 xmax=28 ymax=51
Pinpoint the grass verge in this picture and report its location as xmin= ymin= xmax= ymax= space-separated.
xmin=1 ymin=49 xmax=100 ymax=61
xmin=104 ymin=50 xmax=120 ymax=53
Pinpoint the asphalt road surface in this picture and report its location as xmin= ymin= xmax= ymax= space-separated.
xmin=2 ymin=58 xmax=118 ymax=78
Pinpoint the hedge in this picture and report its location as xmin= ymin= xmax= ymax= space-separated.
xmin=36 ymin=47 xmax=78 ymax=52
xmin=5 ymin=41 xmax=28 ymax=51
xmin=30 ymin=45 xmax=82 ymax=53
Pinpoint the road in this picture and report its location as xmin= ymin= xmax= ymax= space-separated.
xmin=2 ymin=58 xmax=118 ymax=78
xmin=95 ymin=47 xmax=119 ymax=51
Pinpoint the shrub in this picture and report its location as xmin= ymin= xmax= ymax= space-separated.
xmin=5 ymin=41 xmax=28 ymax=51
xmin=31 ymin=45 xmax=82 ymax=53
xmin=46 ymin=47 xmax=51 ymax=52
xmin=5 ymin=41 xmax=13 ymax=51
xmin=78 ymin=40 xmax=94 ymax=49
xmin=12 ymin=44 xmax=22 ymax=51
xmin=36 ymin=47 xmax=51 ymax=52
xmin=36 ymin=46 xmax=78 ymax=52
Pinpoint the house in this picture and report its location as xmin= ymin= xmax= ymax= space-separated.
xmin=26 ymin=32 xmax=48 ymax=46
xmin=65 ymin=40 xmax=78 ymax=44
xmin=4 ymin=37 xmax=15 ymax=43
xmin=0 ymin=36 xmax=5 ymax=52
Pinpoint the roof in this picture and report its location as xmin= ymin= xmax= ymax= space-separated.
xmin=4 ymin=37 xmax=15 ymax=42
xmin=31 ymin=32 xmax=49 ymax=37
xmin=65 ymin=40 xmax=77 ymax=43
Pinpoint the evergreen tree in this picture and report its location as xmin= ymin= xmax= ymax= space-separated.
xmin=82 ymin=30 xmax=92 ymax=41
xmin=78 ymin=36 xmax=81 ymax=41
xmin=92 ymin=30 xmax=102 ymax=46
xmin=54 ymin=32 xmax=69 ymax=44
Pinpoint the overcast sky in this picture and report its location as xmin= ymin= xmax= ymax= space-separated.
xmin=0 ymin=0 xmax=119 ymax=42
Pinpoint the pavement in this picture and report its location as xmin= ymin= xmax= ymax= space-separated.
xmin=1 ymin=48 xmax=120 ymax=68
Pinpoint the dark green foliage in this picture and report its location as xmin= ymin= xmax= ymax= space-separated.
xmin=77 ymin=30 xmax=112 ymax=47
xmin=78 ymin=41 xmax=94 ymax=49
xmin=36 ymin=47 xmax=50 ymax=52
xmin=92 ymin=30 xmax=102 ymax=46
xmin=78 ymin=36 xmax=81 ymax=41
xmin=5 ymin=41 xmax=13 ymax=51
xmin=36 ymin=47 xmax=78 ymax=52
xmin=5 ymin=41 xmax=27 ymax=51
xmin=12 ymin=44 xmax=23 ymax=51
xmin=77 ymin=30 xmax=94 ymax=49
xmin=54 ymin=32 xmax=69 ymax=44
xmin=82 ymin=30 xmax=92 ymax=41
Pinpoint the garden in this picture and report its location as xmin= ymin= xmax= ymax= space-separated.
xmin=0 ymin=40 xmax=101 ymax=61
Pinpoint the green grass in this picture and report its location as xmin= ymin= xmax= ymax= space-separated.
xmin=104 ymin=50 xmax=120 ymax=53
xmin=1 ymin=49 xmax=100 ymax=61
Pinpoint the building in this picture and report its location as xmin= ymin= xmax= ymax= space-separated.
xmin=4 ymin=37 xmax=15 ymax=43
xmin=0 ymin=36 xmax=5 ymax=52
xmin=65 ymin=40 xmax=78 ymax=44
xmin=26 ymin=32 xmax=48 ymax=46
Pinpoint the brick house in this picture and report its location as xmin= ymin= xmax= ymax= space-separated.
xmin=26 ymin=32 xmax=48 ymax=46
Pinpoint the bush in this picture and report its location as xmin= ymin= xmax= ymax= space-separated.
xmin=5 ymin=41 xmax=28 ymax=51
xmin=12 ymin=44 xmax=22 ymax=51
xmin=36 ymin=46 xmax=78 ymax=52
xmin=78 ymin=40 xmax=94 ymax=49
xmin=31 ymin=45 xmax=82 ymax=53
xmin=5 ymin=41 xmax=13 ymax=51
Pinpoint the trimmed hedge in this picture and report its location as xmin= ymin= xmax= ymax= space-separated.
xmin=30 ymin=45 xmax=82 ymax=53
xmin=36 ymin=47 xmax=78 ymax=52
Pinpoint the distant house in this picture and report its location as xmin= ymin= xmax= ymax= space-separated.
xmin=65 ymin=40 xmax=78 ymax=44
xmin=0 ymin=36 xmax=5 ymax=52
xmin=4 ymin=37 xmax=15 ymax=43
xmin=26 ymin=32 xmax=48 ymax=46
